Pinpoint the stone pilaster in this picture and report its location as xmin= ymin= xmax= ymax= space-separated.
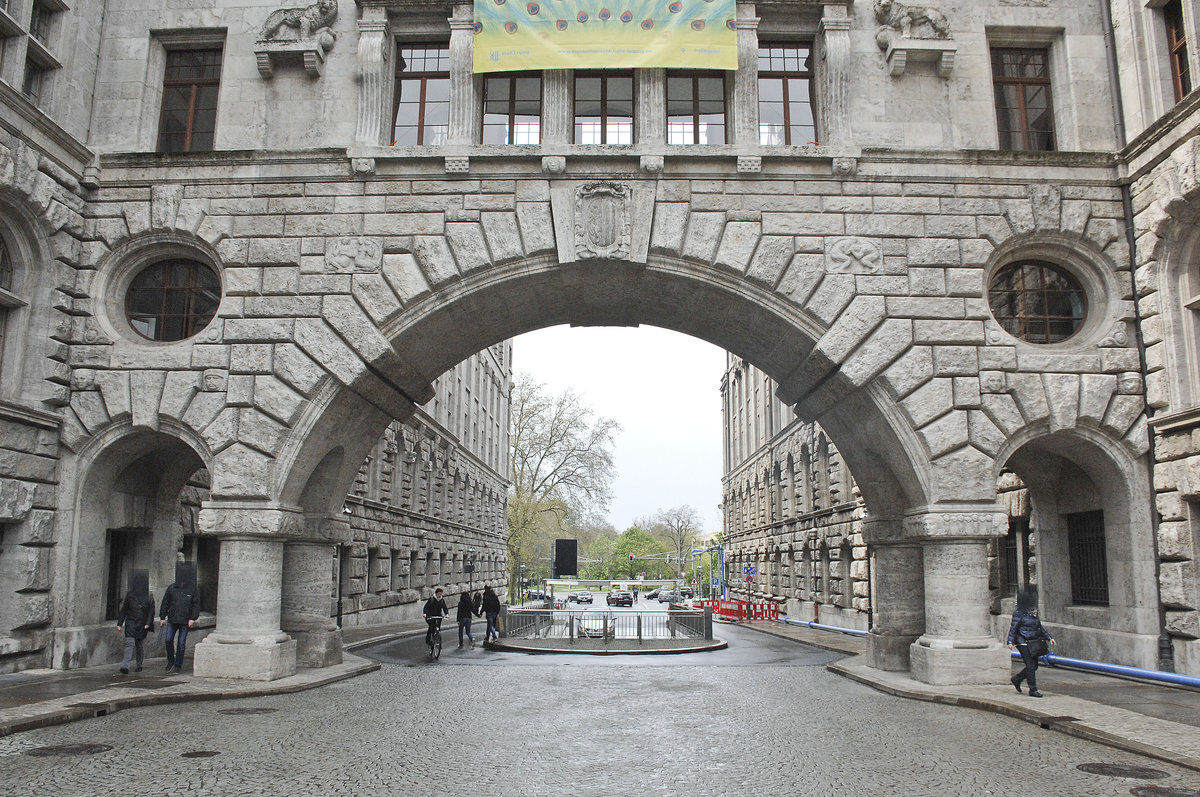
xmin=636 ymin=68 xmax=665 ymax=145
xmin=732 ymin=9 xmax=760 ymax=146
xmin=355 ymin=9 xmax=392 ymax=146
xmin=862 ymin=518 xmax=924 ymax=671
xmin=905 ymin=509 xmax=1011 ymax=685
xmin=192 ymin=503 xmax=300 ymax=681
xmin=817 ymin=9 xmax=852 ymax=147
xmin=543 ymin=70 xmax=572 ymax=145
xmin=449 ymin=5 xmax=477 ymax=146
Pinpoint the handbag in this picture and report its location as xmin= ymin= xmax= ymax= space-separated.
xmin=1025 ymin=637 xmax=1050 ymax=658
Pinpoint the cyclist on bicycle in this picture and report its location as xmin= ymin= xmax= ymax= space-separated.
xmin=423 ymin=587 xmax=449 ymax=648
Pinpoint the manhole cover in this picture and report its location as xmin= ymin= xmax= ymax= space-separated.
xmin=23 ymin=744 xmax=113 ymax=757
xmin=1078 ymin=763 xmax=1169 ymax=779
xmin=181 ymin=750 xmax=220 ymax=758
xmin=217 ymin=707 xmax=279 ymax=715
xmin=1130 ymin=787 xmax=1200 ymax=797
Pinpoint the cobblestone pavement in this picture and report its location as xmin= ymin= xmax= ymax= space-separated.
xmin=1 ymin=626 xmax=1198 ymax=797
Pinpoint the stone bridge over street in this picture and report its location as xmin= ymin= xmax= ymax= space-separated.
xmin=15 ymin=139 xmax=1151 ymax=685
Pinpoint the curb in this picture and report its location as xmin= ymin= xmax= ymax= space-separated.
xmin=735 ymin=621 xmax=864 ymax=656
xmin=0 ymin=655 xmax=380 ymax=739
xmin=486 ymin=639 xmax=729 ymax=655
xmin=827 ymin=660 xmax=1200 ymax=775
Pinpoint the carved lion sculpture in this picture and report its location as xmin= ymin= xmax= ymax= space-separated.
xmin=873 ymin=0 xmax=951 ymax=40
xmin=261 ymin=0 xmax=339 ymax=41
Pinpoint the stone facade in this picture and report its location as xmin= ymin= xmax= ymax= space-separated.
xmin=0 ymin=0 xmax=1196 ymax=684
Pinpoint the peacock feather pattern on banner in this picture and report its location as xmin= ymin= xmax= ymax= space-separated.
xmin=473 ymin=0 xmax=737 ymax=72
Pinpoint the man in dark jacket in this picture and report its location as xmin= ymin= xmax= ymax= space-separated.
xmin=481 ymin=585 xmax=502 ymax=643
xmin=116 ymin=569 xmax=154 ymax=674
xmin=423 ymin=587 xmax=449 ymax=648
xmin=160 ymin=562 xmax=200 ymax=674
xmin=456 ymin=590 xmax=478 ymax=649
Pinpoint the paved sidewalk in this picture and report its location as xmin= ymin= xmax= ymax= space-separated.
xmin=741 ymin=619 xmax=1200 ymax=773
xmin=0 ymin=621 xmax=429 ymax=738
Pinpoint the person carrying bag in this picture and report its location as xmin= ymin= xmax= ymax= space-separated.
xmin=1007 ymin=586 xmax=1056 ymax=698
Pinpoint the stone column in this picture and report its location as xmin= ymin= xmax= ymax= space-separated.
xmin=636 ymin=68 xmax=665 ymax=145
xmin=732 ymin=8 xmax=760 ymax=146
xmin=543 ymin=70 xmax=572 ymax=145
xmin=192 ymin=504 xmax=300 ymax=681
xmin=906 ymin=509 xmax=1011 ymax=685
xmin=282 ymin=515 xmax=350 ymax=667
xmin=448 ymin=4 xmax=478 ymax=146
xmin=817 ymin=8 xmax=852 ymax=147
xmin=862 ymin=518 xmax=924 ymax=671
xmin=355 ymin=8 xmax=392 ymax=146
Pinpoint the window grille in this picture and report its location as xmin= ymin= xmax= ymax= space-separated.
xmin=1001 ymin=516 xmax=1029 ymax=596
xmin=758 ymin=44 xmax=816 ymax=145
xmin=125 ymin=259 xmax=221 ymax=342
xmin=1067 ymin=510 xmax=1109 ymax=606
xmin=158 ymin=49 xmax=223 ymax=153
xmin=988 ymin=261 xmax=1086 ymax=344
xmin=991 ymin=47 xmax=1056 ymax=151
xmin=393 ymin=45 xmax=450 ymax=146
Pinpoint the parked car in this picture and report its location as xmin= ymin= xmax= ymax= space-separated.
xmin=678 ymin=586 xmax=695 ymax=598
xmin=645 ymin=588 xmax=660 ymax=600
xmin=607 ymin=590 xmax=634 ymax=607
xmin=657 ymin=590 xmax=676 ymax=603
xmin=577 ymin=612 xmax=614 ymax=639
xmin=568 ymin=590 xmax=593 ymax=604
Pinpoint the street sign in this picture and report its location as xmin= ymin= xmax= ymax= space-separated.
xmin=711 ymin=578 xmax=719 ymax=586
xmin=746 ymin=575 xmax=754 ymax=583
xmin=743 ymin=566 xmax=756 ymax=575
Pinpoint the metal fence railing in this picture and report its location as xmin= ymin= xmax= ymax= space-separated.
xmin=503 ymin=608 xmax=713 ymax=643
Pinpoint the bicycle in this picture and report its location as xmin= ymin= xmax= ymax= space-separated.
xmin=425 ymin=617 xmax=443 ymax=660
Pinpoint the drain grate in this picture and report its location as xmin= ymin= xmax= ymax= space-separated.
xmin=23 ymin=743 xmax=113 ymax=757
xmin=1078 ymin=763 xmax=1168 ymax=779
xmin=217 ymin=707 xmax=279 ymax=716
xmin=1129 ymin=787 xmax=1200 ymax=797
xmin=181 ymin=750 xmax=220 ymax=758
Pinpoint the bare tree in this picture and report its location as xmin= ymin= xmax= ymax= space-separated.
xmin=507 ymin=374 xmax=620 ymax=595
xmin=653 ymin=505 xmax=703 ymax=580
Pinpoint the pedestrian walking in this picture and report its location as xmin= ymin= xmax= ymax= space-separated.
xmin=424 ymin=587 xmax=449 ymax=648
xmin=116 ymin=569 xmax=154 ymax=674
xmin=159 ymin=562 xmax=200 ymax=674
xmin=1007 ymin=586 xmax=1056 ymax=698
xmin=456 ymin=591 xmax=478 ymax=648
xmin=632 ymin=587 xmax=638 ymax=602
xmin=482 ymin=584 xmax=501 ymax=642
xmin=472 ymin=589 xmax=483 ymax=616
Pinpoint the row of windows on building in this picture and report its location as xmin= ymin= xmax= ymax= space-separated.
xmin=0 ymin=0 xmax=64 ymax=107
xmin=152 ymin=37 xmax=1184 ymax=155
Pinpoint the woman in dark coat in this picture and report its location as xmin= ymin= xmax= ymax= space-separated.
xmin=456 ymin=591 xmax=479 ymax=648
xmin=116 ymin=569 xmax=155 ymax=674
xmin=1007 ymin=586 xmax=1056 ymax=697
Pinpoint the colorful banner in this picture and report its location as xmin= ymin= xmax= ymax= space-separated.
xmin=472 ymin=0 xmax=737 ymax=73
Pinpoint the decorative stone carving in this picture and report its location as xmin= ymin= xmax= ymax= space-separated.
xmin=831 ymin=157 xmax=857 ymax=178
xmin=255 ymin=0 xmax=339 ymax=78
xmin=737 ymin=156 xmax=762 ymax=174
xmin=825 ymin=236 xmax=883 ymax=273
xmin=444 ymin=156 xmax=469 ymax=174
xmin=351 ymin=158 xmax=376 ymax=175
xmin=1099 ymin=321 xmax=1130 ymax=347
xmin=81 ymin=318 xmax=111 ymax=345
xmin=574 ymin=182 xmax=632 ymax=260
xmin=541 ymin=156 xmax=566 ymax=175
xmin=874 ymin=0 xmax=956 ymax=76
xmin=202 ymin=369 xmax=226 ymax=392
xmin=639 ymin=155 xmax=664 ymax=174
xmin=980 ymin=371 xmax=1008 ymax=394
xmin=325 ymin=237 xmax=382 ymax=273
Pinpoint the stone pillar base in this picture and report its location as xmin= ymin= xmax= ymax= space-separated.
xmin=909 ymin=638 xmax=1010 ymax=686
xmin=193 ymin=634 xmax=297 ymax=681
xmin=866 ymin=630 xmax=919 ymax=671
xmin=291 ymin=626 xmax=343 ymax=668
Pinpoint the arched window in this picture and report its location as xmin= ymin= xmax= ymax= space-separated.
xmin=988 ymin=260 xmax=1086 ymax=344
xmin=125 ymin=258 xmax=220 ymax=342
xmin=0 ymin=237 xmax=13 ymax=374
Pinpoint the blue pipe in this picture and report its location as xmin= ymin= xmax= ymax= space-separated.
xmin=1009 ymin=650 xmax=1200 ymax=689
xmin=781 ymin=617 xmax=868 ymax=637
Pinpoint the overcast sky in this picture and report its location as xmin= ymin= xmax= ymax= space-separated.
xmin=511 ymin=325 xmax=727 ymax=535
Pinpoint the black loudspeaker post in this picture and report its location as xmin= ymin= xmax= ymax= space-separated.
xmin=554 ymin=538 xmax=578 ymax=577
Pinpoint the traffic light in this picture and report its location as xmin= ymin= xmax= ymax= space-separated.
xmin=629 ymin=553 xmax=634 ymax=560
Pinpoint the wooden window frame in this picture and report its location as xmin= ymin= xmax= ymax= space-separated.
xmin=573 ymin=70 xmax=634 ymax=145
xmin=124 ymin=259 xmax=221 ymax=342
xmin=1165 ymin=0 xmax=1192 ymax=103
xmin=666 ymin=72 xmax=727 ymax=145
xmin=156 ymin=48 xmax=223 ymax=154
xmin=481 ymin=72 xmax=542 ymax=145
xmin=757 ymin=43 xmax=816 ymax=146
xmin=392 ymin=43 xmax=451 ymax=146
xmin=988 ymin=260 xmax=1087 ymax=344
xmin=991 ymin=46 xmax=1057 ymax=151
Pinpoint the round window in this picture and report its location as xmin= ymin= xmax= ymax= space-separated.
xmin=988 ymin=261 xmax=1086 ymax=344
xmin=124 ymin=259 xmax=220 ymax=342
